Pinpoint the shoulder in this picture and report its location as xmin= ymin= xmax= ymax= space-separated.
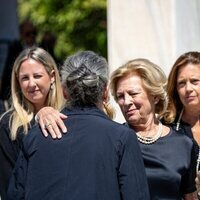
xmin=24 ymin=123 xmax=41 ymax=141
xmin=22 ymin=124 xmax=42 ymax=156
xmin=0 ymin=112 xmax=13 ymax=147
xmin=94 ymin=117 xmax=138 ymax=147
xmin=62 ymin=107 xmax=137 ymax=144
xmin=0 ymin=110 xmax=12 ymax=122
xmin=0 ymin=111 xmax=13 ymax=130
xmin=24 ymin=124 xmax=41 ymax=142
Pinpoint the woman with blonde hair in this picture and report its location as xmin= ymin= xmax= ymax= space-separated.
xmin=0 ymin=47 xmax=65 ymax=199
xmin=109 ymin=58 xmax=196 ymax=199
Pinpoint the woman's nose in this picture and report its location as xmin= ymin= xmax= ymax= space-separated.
xmin=185 ymin=82 xmax=193 ymax=91
xmin=28 ymin=78 xmax=36 ymax=87
xmin=124 ymin=93 xmax=133 ymax=105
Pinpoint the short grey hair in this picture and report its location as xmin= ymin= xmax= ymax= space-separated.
xmin=61 ymin=51 xmax=109 ymax=107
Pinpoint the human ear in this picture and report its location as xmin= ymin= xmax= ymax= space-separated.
xmin=50 ymin=70 xmax=55 ymax=84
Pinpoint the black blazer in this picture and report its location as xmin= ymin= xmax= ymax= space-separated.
xmin=7 ymin=107 xmax=150 ymax=200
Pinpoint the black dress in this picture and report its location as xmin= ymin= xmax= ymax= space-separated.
xmin=170 ymin=118 xmax=199 ymax=167
xmin=140 ymin=128 xmax=196 ymax=199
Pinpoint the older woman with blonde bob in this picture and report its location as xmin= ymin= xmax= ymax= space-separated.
xmin=110 ymin=58 xmax=197 ymax=199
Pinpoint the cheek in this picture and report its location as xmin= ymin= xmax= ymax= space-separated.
xmin=19 ymin=82 xmax=27 ymax=92
xmin=195 ymin=86 xmax=200 ymax=95
xmin=177 ymin=88 xmax=184 ymax=97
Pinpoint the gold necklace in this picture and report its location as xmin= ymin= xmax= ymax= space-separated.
xmin=136 ymin=121 xmax=163 ymax=144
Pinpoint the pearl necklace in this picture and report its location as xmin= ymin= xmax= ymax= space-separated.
xmin=136 ymin=121 xmax=163 ymax=144
xmin=196 ymin=148 xmax=200 ymax=173
xmin=176 ymin=109 xmax=184 ymax=131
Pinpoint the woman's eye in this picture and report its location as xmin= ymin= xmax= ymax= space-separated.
xmin=192 ymin=79 xmax=200 ymax=85
xmin=20 ymin=76 xmax=29 ymax=81
xmin=34 ymin=74 xmax=42 ymax=79
xmin=177 ymin=81 xmax=185 ymax=87
xmin=116 ymin=94 xmax=123 ymax=100
xmin=129 ymin=92 xmax=138 ymax=96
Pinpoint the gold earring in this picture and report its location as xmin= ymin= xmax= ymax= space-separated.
xmin=50 ymin=82 xmax=54 ymax=90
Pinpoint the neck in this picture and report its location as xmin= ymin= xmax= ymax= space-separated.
xmin=130 ymin=115 xmax=158 ymax=133
xmin=182 ymin=109 xmax=200 ymax=126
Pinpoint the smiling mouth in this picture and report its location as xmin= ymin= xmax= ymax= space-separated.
xmin=28 ymin=90 xmax=40 ymax=94
xmin=125 ymin=109 xmax=137 ymax=115
xmin=186 ymin=96 xmax=195 ymax=100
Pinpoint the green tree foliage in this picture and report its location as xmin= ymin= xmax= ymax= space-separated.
xmin=18 ymin=0 xmax=107 ymax=61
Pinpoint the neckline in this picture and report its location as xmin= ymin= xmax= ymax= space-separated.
xmin=136 ymin=121 xmax=163 ymax=145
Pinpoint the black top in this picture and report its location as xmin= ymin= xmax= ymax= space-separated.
xmin=0 ymin=112 xmax=23 ymax=200
xmin=0 ymin=112 xmax=34 ymax=200
xmin=7 ymin=107 xmax=150 ymax=200
xmin=140 ymin=128 xmax=196 ymax=199
xmin=170 ymin=118 xmax=199 ymax=165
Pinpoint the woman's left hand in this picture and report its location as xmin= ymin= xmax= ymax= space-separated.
xmin=36 ymin=107 xmax=67 ymax=139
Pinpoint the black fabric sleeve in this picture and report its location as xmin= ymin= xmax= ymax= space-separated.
xmin=7 ymin=147 xmax=28 ymax=200
xmin=118 ymin=129 xmax=150 ymax=200
xmin=0 ymin=113 xmax=22 ymax=199
xmin=180 ymin=142 xmax=197 ymax=195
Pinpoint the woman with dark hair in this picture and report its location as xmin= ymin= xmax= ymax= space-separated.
xmin=164 ymin=51 xmax=200 ymax=198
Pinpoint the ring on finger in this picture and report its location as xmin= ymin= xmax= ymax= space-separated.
xmin=45 ymin=123 xmax=52 ymax=129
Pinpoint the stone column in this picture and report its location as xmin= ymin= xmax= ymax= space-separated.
xmin=108 ymin=0 xmax=200 ymax=123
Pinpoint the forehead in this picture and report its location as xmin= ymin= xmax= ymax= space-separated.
xmin=178 ymin=64 xmax=200 ymax=77
xmin=116 ymin=73 xmax=144 ymax=91
xmin=19 ymin=58 xmax=46 ymax=74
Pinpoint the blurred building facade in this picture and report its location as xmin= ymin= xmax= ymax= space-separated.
xmin=107 ymin=0 xmax=200 ymax=123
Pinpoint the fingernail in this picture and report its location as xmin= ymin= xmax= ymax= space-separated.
xmin=63 ymin=128 xmax=67 ymax=133
xmin=58 ymin=134 xmax=62 ymax=139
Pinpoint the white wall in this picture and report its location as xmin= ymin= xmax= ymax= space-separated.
xmin=107 ymin=0 xmax=200 ymax=123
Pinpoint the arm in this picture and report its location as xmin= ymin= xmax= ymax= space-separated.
xmin=0 ymin=114 xmax=21 ymax=199
xmin=118 ymin=130 xmax=150 ymax=200
xmin=7 ymin=149 xmax=28 ymax=200
xmin=182 ymin=144 xmax=198 ymax=200
xmin=36 ymin=107 xmax=67 ymax=139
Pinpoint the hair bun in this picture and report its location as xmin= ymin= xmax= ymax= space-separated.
xmin=82 ymin=75 xmax=99 ymax=87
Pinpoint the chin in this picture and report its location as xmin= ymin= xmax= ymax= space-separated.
xmin=126 ymin=117 xmax=139 ymax=126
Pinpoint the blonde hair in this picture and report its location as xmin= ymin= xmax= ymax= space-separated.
xmin=110 ymin=58 xmax=168 ymax=119
xmin=7 ymin=47 xmax=64 ymax=140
